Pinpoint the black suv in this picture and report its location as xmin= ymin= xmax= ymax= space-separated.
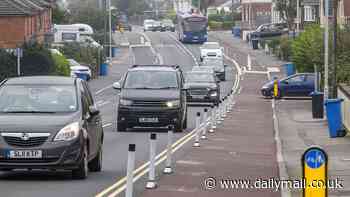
xmin=113 ymin=65 xmax=187 ymax=132
xmin=0 ymin=76 xmax=104 ymax=179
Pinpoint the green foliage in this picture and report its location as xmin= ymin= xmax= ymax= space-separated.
xmin=165 ymin=9 xmax=177 ymax=22
xmin=52 ymin=7 xmax=68 ymax=24
xmin=291 ymin=25 xmax=324 ymax=73
xmin=273 ymin=0 xmax=296 ymax=29
xmin=208 ymin=14 xmax=223 ymax=22
xmin=52 ymin=53 xmax=70 ymax=76
xmin=69 ymin=6 xmax=106 ymax=31
xmin=0 ymin=50 xmax=16 ymax=81
xmin=208 ymin=21 xmax=223 ymax=30
xmin=60 ymin=42 xmax=103 ymax=79
xmin=279 ymin=36 xmax=292 ymax=61
xmin=222 ymin=21 xmax=235 ymax=30
xmin=21 ymin=43 xmax=55 ymax=76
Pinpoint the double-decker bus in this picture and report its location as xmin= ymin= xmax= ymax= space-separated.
xmin=176 ymin=12 xmax=208 ymax=44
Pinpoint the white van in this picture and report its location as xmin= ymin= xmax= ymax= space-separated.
xmin=53 ymin=24 xmax=101 ymax=48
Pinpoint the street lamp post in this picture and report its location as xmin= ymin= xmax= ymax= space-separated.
xmin=296 ymin=0 xmax=300 ymax=32
xmin=108 ymin=0 xmax=112 ymax=63
xmin=324 ymin=0 xmax=329 ymax=102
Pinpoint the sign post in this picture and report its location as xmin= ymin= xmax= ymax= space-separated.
xmin=302 ymin=146 xmax=328 ymax=197
xmin=273 ymin=80 xmax=279 ymax=98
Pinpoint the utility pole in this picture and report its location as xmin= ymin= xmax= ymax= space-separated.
xmin=108 ymin=0 xmax=112 ymax=62
xmin=324 ymin=0 xmax=329 ymax=102
xmin=296 ymin=0 xmax=300 ymax=32
xmin=330 ymin=0 xmax=339 ymax=98
xmin=104 ymin=0 xmax=107 ymax=58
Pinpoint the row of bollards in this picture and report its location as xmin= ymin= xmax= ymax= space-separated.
xmin=124 ymin=91 xmax=236 ymax=197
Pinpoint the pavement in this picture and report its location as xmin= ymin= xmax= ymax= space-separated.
xmin=277 ymin=99 xmax=350 ymax=197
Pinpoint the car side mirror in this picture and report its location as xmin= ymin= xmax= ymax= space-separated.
xmin=89 ymin=105 xmax=100 ymax=116
xmin=113 ymin=82 xmax=121 ymax=90
xmin=182 ymin=86 xmax=189 ymax=91
xmin=283 ymin=80 xmax=288 ymax=84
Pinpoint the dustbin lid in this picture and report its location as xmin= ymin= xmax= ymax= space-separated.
xmin=324 ymin=98 xmax=344 ymax=105
xmin=309 ymin=91 xmax=324 ymax=96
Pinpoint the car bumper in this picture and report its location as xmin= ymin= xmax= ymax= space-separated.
xmin=0 ymin=136 xmax=84 ymax=170
xmin=118 ymin=107 xmax=182 ymax=128
xmin=261 ymin=88 xmax=272 ymax=96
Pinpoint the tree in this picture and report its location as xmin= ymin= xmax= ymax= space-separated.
xmin=52 ymin=6 xmax=68 ymax=24
xmin=273 ymin=0 xmax=297 ymax=30
xmin=0 ymin=50 xmax=16 ymax=81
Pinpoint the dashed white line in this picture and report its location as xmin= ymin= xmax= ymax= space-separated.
xmin=103 ymin=123 xmax=112 ymax=128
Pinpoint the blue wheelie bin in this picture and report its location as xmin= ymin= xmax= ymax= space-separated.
xmin=283 ymin=63 xmax=296 ymax=77
xmin=325 ymin=99 xmax=345 ymax=138
xmin=100 ymin=62 xmax=108 ymax=76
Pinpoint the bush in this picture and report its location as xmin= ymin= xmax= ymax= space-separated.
xmin=0 ymin=49 xmax=16 ymax=81
xmin=208 ymin=21 xmax=223 ymax=30
xmin=279 ymin=36 xmax=292 ymax=61
xmin=292 ymin=25 xmax=324 ymax=73
xmin=222 ymin=21 xmax=234 ymax=30
xmin=21 ymin=43 xmax=55 ymax=76
xmin=208 ymin=14 xmax=223 ymax=22
xmin=52 ymin=53 xmax=70 ymax=76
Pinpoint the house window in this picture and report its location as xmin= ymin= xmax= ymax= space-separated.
xmin=304 ymin=6 xmax=316 ymax=22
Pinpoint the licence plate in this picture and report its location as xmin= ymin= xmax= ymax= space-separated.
xmin=139 ymin=117 xmax=159 ymax=123
xmin=193 ymin=36 xmax=199 ymax=39
xmin=192 ymin=95 xmax=205 ymax=99
xmin=7 ymin=150 xmax=42 ymax=159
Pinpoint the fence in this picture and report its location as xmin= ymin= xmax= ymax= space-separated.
xmin=338 ymin=84 xmax=350 ymax=132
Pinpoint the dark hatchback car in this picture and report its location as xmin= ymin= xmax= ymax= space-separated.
xmin=0 ymin=76 xmax=103 ymax=179
xmin=261 ymin=73 xmax=315 ymax=98
xmin=113 ymin=65 xmax=187 ymax=132
xmin=185 ymin=71 xmax=220 ymax=104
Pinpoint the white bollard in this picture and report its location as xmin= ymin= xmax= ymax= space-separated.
xmin=125 ymin=144 xmax=136 ymax=197
xmin=201 ymin=108 xmax=208 ymax=140
xmin=217 ymin=101 xmax=223 ymax=124
xmin=209 ymin=105 xmax=216 ymax=133
xmin=193 ymin=112 xmax=201 ymax=147
xmin=221 ymin=97 xmax=227 ymax=118
xmin=163 ymin=126 xmax=174 ymax=174
xmin=146 ymin=133 xmax=157 ymax=189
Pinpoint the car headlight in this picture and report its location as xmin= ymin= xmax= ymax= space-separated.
xmin=54 ymin=122 xmax=80 ymax=142
xmin=166 ymin=100 xmax=180 ymax=108
xmin=210 ymin=91 xmax=218 ymax=97
xmin=183 ymin=34 xmax=187 ymax=38
xmin=120 ymin=99 xmax=133 ymax=106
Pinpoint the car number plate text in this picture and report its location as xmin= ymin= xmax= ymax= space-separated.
xmin=7 ymin=150 xmax=42 ymax=159
xmin=139 ymin=117 xmax=159 ymax=123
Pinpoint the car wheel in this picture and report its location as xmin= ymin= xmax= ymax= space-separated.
xmin=117 ymin=122 xmax=127 ymax=132
xmin=72 ymin=145 xmax=88 ymax=179
xmin=88 ymin=145 xmax=102 ymax=172
xmin=220 ymin=73 xmax=225 ymax=81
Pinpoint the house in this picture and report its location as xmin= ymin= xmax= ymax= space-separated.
xmin=0 ymin=0 xmax=53 ymax=49
xmin=240 ymin=0 xmax=272 ymax=30
xmin=339 ymin=0 xmax=350 ymax=26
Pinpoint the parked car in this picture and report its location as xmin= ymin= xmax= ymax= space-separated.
xmin=261 ymin=73 xmax=315 ymax=98
xmin=0 ymin=76 xmax=104 ymax=179
xmin=151 ymin=21 xmax=162 ymax=32
xmin=113 ymin=65 xmax=187 ymax=132
xmin=143 ymin=19 xmax=155 ymax=31
xmin=201 ymin=56 xmax=227 ymax=81
xmin=68 ymin=59 xmax=92 ymax=81
xmin=185 ymin=71 xmax=220 ymax=104
xmin=192 ymin=66 xmax=215 ymax=74
xmin=250 ymin=23 xmax=288 ymax=39
xmin=200 ymin=42 xmax=223 ymax=61
xmin=161 ymin=19 xmax=175 ymax=32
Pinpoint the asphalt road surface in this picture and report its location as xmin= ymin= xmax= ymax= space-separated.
xmin=0 ymin=29 xmax=236 ymax=197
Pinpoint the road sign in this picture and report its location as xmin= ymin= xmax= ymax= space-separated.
xmin=15 ymin=48 xmax=23 ymax=58
xmin=302 ymin=146 xmax=328 ymax=197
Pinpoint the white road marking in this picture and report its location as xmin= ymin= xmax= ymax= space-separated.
xmin=167 ymin=33 xmax=199 ymax=67
xmin=103 ymin=123 xmax=112 ymax=128
xmin=96 ymin=85 xmax=113 ymax=95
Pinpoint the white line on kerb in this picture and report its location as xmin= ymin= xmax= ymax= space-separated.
xmin=95 ymin=85 xmax=113 ymax=95
xmin=102 ymin=123 xmax=112 ymax=128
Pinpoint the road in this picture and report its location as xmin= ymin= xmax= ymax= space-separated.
xmin=0 ymin=30 xmax=236 ymax=197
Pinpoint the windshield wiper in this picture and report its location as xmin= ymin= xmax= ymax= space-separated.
xmin=3 ymin=111 xmax=57 ymax=114
xmin=154 ymin=87 xmax=177 ymax=89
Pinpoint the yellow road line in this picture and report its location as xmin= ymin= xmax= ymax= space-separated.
xmin=95 ymin=128 xmax=198 ymax=197
xmin=108 ymin=130 xmax=196 ymax=197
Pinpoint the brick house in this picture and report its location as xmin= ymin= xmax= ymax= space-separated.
xmin=240 ymin=0 xmax=272 ymax=30
xmin=339 ymin=0 xmax=350 ymax=26
xmin=0 ymin=0 xmax=53 ymax=49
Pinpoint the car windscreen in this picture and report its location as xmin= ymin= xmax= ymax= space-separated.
xmin=203 ymin=43 xmax=220 ymax=49
xmin=202 ymin=58 xmax=223 ymax=66
xmin=186 ymin=73 xmax=215 ymax=83
xmin=0 ymin=85 xmax=78 ymax=113
xmin=183 ymin=18 xmax=207 ymax=32
xmin=124 ymin=70 xmax=178 ymax=89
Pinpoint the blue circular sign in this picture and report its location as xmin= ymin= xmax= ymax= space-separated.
xmin=305 ymin=149 xmax=326 ymax=169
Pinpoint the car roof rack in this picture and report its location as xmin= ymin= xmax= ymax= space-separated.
xmin=131 ymin=64 xmax=180 ymax=69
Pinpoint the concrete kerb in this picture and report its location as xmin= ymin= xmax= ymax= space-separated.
xmin=272 ymin=99 xmax=292 ymax=197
